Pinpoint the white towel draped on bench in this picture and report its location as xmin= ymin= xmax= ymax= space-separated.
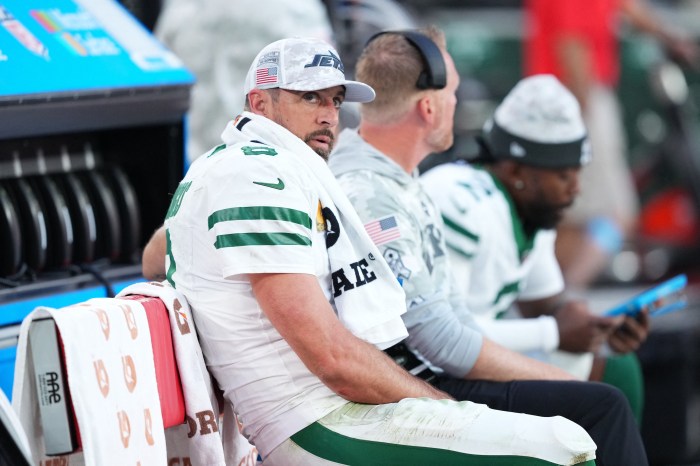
xmin=12 ymin=280 xmax=257 ymax=465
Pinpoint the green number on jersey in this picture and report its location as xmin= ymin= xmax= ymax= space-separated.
xmin=165 ymin=181 xmax=192 ymax=219
xmin=241 ymin=146 xmax=278 ymax=156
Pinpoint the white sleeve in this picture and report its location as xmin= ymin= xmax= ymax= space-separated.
xmin=477 ymin=315 xmax=560 ymax=353
xmin=518 ymin=231 xmax=565 ymax=301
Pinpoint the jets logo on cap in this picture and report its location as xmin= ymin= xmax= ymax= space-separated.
xmin=305 ymin=50 xmax=344 ymax=73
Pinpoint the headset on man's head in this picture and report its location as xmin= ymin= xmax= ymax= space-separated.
xmin=365 ymin=30 xmax=446 ymax=90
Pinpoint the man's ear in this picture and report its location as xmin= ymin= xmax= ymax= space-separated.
xmin=248 ymin=89 xmax=269 ymax=115
xmin=416 ymin=94 xmax=435 ymax=124
xmin=497 ymin=160 xmax=529 ymax=195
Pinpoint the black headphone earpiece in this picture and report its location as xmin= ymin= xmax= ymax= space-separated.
xmin=365 ymin=30 xmax=447 ymax=90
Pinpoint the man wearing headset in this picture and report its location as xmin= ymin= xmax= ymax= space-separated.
xmin=329 ymin=27 xmax=647 ymax=465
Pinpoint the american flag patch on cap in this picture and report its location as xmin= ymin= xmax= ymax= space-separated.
xmin=364 ymin=215 xmax=401 ymax=246
xmin=256 ymin=67 xmax=278 ymax=86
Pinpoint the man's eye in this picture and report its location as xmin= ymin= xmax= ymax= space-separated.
xmin=302 ymin=93 xmax=320 ymax=103
xmin=333 ymin=98 xmax=344 ymax=109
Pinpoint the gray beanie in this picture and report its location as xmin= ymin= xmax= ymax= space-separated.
xmin=482 ymin=74 xmax=591 ymax=168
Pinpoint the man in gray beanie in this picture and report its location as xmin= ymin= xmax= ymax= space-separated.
xmin=422 ymin=74 xmax=650 ymax=423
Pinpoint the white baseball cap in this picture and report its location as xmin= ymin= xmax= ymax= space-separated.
xmin=244 ymin=37 xmax=376 ymax=103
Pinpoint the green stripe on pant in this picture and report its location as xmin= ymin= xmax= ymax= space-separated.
xmin=291 ymin=421 xmax=596 ymax=466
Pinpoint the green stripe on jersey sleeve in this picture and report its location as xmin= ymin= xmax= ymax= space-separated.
xmin=208 ymin=206 xmax=313 ymax=230
xmin=442 ymin=214 xmax=479 ymax=242
xmin=446 ymin=241 xmax=474 ymax=259
xmin=215 ymin=232 xmax=312 ymax=248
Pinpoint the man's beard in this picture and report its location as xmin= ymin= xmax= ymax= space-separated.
xmin=520 ymin=200 xmax=571 ymax=235
xmin=304 ymin=129 xmax=335 ymax=161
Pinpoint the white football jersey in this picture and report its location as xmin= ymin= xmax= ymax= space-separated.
xmin=165 ymin=138 xmax=346 ymax=457
xmin=421 ymin=163 xmax=564 ymax=352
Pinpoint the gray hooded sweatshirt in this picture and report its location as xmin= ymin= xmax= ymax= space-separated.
xmin=329 ymin=128 xmax=483 ymax=377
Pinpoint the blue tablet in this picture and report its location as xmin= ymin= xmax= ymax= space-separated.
xmin=604 ymin=274 xmax=688 ymax=318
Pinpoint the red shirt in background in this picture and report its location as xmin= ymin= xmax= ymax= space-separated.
xmin=524 ymin=0 xmax=622 ymax=86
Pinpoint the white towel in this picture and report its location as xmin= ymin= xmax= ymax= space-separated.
xmin=13 ymin=298 xmax=167 ymax=466
xmin=221 ymin=112 xmax=408 ymax=349
xmin=117 ymin=280 xmax=256 ymax=466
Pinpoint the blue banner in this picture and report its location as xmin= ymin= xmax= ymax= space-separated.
xmin=0 ymin=0 xmax=194 ymax=97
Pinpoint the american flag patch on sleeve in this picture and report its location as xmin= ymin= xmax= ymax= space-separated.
xmin=364 ymin=215 xmax=401 ymax=246
xmin=256 ymin=67 xmax=278 ymax=85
